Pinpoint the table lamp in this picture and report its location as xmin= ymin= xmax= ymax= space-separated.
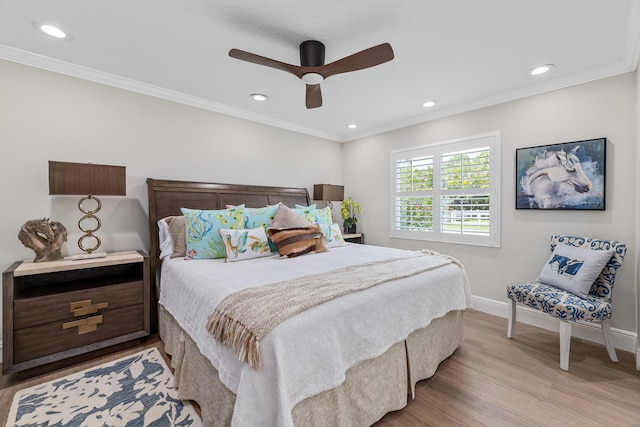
xmin=49 ymin=161 xmax=126 ymax=259
xmin=313 ymin=184 xmax=344 ymax=209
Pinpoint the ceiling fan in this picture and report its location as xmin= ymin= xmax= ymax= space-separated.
xmin=229 ymin=40 xmax=394 ymax=109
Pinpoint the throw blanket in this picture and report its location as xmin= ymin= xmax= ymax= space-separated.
xmin=206 ymin=249 xmax=460 ymax=369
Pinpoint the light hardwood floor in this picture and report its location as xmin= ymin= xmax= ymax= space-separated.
xmin=1 ymin=310 xmax=638 ymax=426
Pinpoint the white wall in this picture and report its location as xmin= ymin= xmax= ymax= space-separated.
xmin=1 ymin=58 xmax=637 ymax=357
xmin=0 ymin=59 xmax=343 ymax=333
xmin=636 ymin=68 xmax=640 ymax=368
xmin=343 ymin=72 xmax=638 ymax=335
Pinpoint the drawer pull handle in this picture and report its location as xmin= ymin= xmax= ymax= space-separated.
xmin=62 ymin=315 xmax=103 ymax=335
xmin=69 ymin=300 xmax=109 ymax=317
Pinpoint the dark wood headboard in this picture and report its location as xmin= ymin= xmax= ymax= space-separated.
xmin=146 ymin=178 xmax=311 ymax=330
xmin=147 ymin=178 xmax=311 ymax=266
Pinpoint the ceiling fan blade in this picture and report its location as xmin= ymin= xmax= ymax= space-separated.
xmin=320 ymin=43 xmax=394 ymax=79
xmin=306 ymin=84 xmax=322 ymax=109
xmin=229 ymin=49 xmax=305 ymax=79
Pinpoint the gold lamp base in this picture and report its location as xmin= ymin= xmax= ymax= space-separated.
xmin=77 ymin=195 xmax=102 ymax=254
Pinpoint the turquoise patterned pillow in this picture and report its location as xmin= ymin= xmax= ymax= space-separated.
xmin=181 ymin=206 xmax=245 ymax=259
xmin=322 ymin=223 xmax=347 ymax=247
xmin=293 ymin=205 xmax=316 ymax=223
xmin=244 ymin=204 xmax=279 ymax=252
xmin=219 ymin=227 xmax=273 ymax=262
xmin=297 ymin=204 xmax=332 ymax=224
xmin=314 ymin=206 xmax=333 ymax=224
xmin=244 ymin=205 xmax=279 ymax=230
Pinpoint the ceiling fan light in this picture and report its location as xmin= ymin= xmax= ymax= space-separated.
xmin=301 ymin=73 xmax=324 ymax=85
xmin=250 ymin=93 xmax=268 ymax=101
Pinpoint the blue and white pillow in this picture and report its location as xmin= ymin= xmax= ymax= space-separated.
xmin=297 ymin=204 xmax=332 ymax=224
xmin=181 ymin=206 xmax=245 ymax=259
xmin=536 ymin=243 xmax=613 ymax=298
xmin=321 ymin=223 xmax=347 ymax=248
xmin=293 ymin=204 xmax=316 ymax=223
xmin=242 ymin=204 xmax=280 ymax=252
xmin=243 ymin=205 xmax=279 ymax=230
xmin=314 ymin=206 xmax=333 ymax=224
xmin=219 ymin=227 xmax=273 ymax=262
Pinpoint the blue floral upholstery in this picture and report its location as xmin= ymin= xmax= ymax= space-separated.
xmin=507 ymin=235 xmax=626 ymax=323
xmin=507 ymin=282 xmax=612 ymax=322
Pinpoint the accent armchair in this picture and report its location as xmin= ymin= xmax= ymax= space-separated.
xmin=507 ymin=235 xmax=626 ymax=370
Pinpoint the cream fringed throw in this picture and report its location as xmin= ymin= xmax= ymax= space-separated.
xmin=206 ymin=249 xmax=461 ymax=369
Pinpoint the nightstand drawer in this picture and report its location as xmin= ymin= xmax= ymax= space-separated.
xmin=14 ymin=304 xmax=144 ymax=363
xmin=13 ymin=280 xmax=144 ymax=329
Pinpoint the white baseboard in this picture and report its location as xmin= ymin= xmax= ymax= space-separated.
xmin=472 ymin=295 xmax=638 ymax=354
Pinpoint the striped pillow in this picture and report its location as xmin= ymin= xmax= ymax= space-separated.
xmin=267 ymin=224 xmax=329 ymax=258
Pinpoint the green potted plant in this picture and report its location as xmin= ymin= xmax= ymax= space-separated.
xmin=340 ymin=197 xmax=361 ymax=234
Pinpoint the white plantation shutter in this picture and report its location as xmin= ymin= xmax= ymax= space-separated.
xmin=391 ymin=133 xmax=500 ymax=247
xmin=394 ymin=155 xmax=434 ymax=232
xmin=440 ymin=146 xmax=491 ymax=237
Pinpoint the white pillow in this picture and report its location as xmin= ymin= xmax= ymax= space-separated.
xmin=536 ymin=244 xmax=613 ymax=298
xmin=321 ymin=223 xmax=347 ymax=248
xmin=218 ymin=227 xmax=274 ymax=262
xmin=157 ymin=219 xmax=172 ymax=260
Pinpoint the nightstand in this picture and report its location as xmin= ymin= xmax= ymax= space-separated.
xmin=343 ymin=233 xmax=364 ymax=244
xmin=2 ymin=250 xmax=150 ymax=376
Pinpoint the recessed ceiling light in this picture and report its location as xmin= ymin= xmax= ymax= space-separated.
xmin=528 ymin=64 xmax=554 ymax=76
xmin=250 ymin=94 xmax=268 ymax=101
xmin=40 ymin=24 xmax=67 ymax=39
xmin=423 ymin=100 xmax=436 ymax=108
xmin=347 ymin=124 xmax=357 ymax=129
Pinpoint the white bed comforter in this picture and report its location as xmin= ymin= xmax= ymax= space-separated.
xmin=159 ymin=244 xmax=472 ymax=426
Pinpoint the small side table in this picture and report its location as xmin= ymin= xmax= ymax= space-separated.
xmin=343 ymin=233 xmax=364 ymax=244
xmin=2 ymin=250 xmax=150 ymax=376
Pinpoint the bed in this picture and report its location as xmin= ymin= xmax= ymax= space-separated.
xmin=146 ymin=178 xmax=471 ymax=426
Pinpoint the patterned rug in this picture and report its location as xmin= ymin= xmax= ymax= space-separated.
xmin=6 ymin=347 xmax=202 ymax=427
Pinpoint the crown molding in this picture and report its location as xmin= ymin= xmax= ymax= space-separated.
xmin=345 ymin=2 xmax=640 ymax=143
xmin=345 ymin=59 xmax=637 ymax=142
xmin=0 ymin=44 xmax=341 ymax=142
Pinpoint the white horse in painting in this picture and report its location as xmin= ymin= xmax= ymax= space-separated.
xmin=520 ymin=147 xmax=592 ymax=209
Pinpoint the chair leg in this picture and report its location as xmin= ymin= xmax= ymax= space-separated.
xmin=507 ymin=298 xmax=516 ymax=338
xmin=559 ymin=321 xmax=571 ymax=371
xmin=601 ymin=319 xmax=618 ymax=363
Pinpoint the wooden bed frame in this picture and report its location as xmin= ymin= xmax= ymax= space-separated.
xmin=146 ymin=178 xmax=464 ymax=426
xmin=146 ymin=178 xmax=311 ymax=329
xmin=147 ymin=178 xmax=311 ymax=272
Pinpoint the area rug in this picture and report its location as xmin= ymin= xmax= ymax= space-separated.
xmin=6 ymin=347 xmax=202 ymax=427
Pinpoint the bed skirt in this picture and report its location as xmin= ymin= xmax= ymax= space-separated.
xmin=159 ymin=304 xmax=464 ymax=426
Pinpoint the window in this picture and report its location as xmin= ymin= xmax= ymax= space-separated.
xmin=391 ymin=132 xmax=500 ymax=247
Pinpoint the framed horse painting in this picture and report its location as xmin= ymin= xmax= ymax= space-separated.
xmin=515 ymin=137 xmax=606 ymax=210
